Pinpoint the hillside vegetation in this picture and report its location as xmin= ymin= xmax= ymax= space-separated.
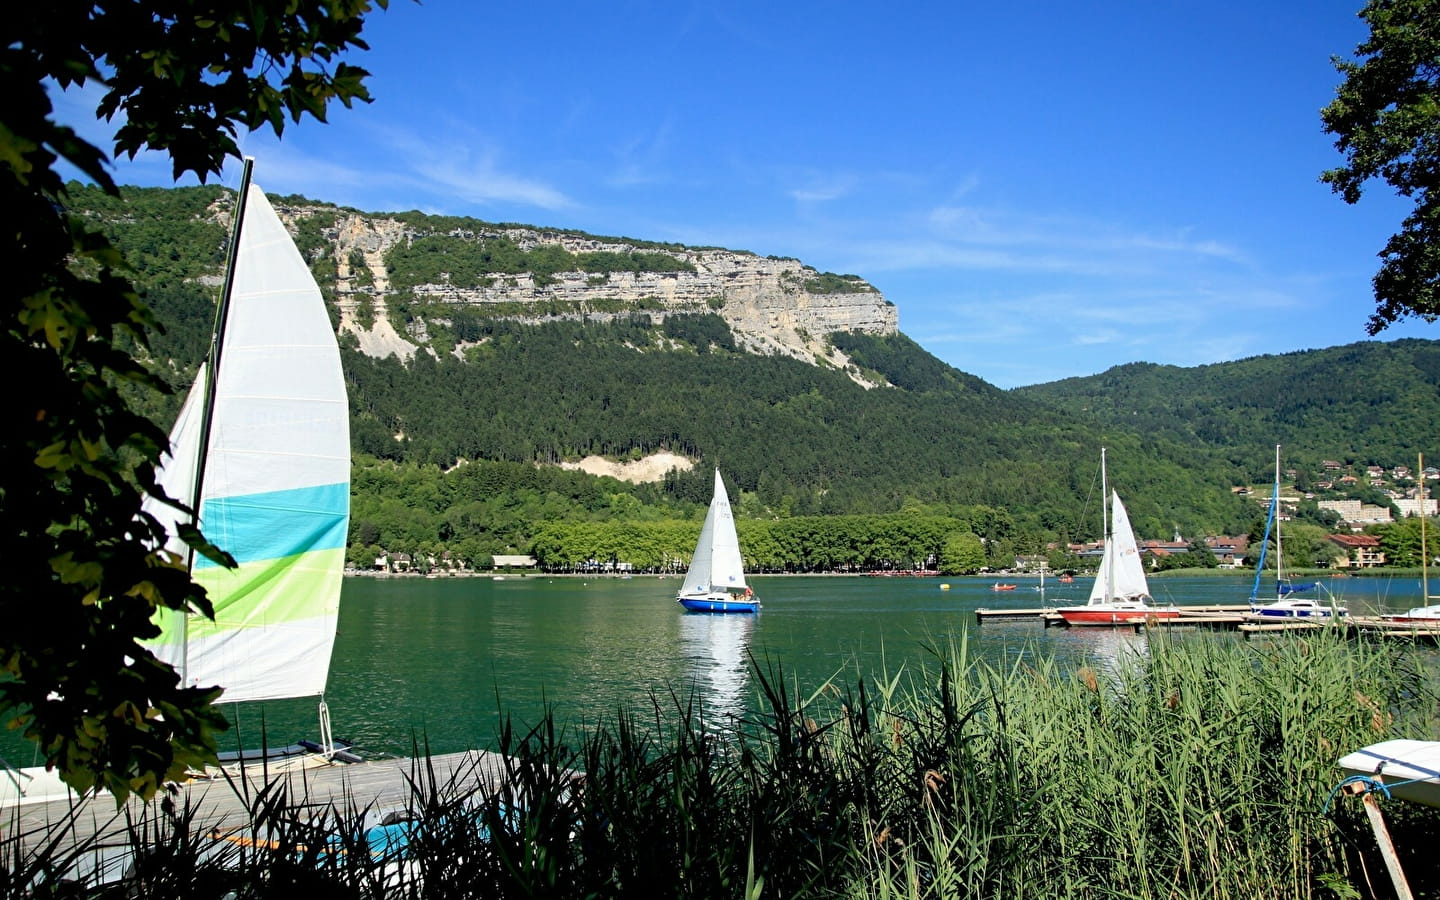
xmin=1016 ymin=340 xmax=1440 ymax=481
xmin=64 ymin=182 xmax=1440 ymax=567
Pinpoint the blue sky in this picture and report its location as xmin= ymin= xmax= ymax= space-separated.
xmin=57 ymin=0 xmax=1436 ymax=388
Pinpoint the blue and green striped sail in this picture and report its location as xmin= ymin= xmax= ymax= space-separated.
xmin=146 ymin=183 xmax=349 ymax=703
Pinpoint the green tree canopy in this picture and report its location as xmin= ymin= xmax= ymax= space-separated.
xmin=2 ymin=0 xmax=385 ymax=800
xmin=939 ymin=531 xmax=986 ymax=576
xmin=1321 ymin=0 xmax=1440 ymax=333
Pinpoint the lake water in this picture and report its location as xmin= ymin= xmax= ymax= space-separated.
xmin=2 ymin=573 xmax=1429 ymax=766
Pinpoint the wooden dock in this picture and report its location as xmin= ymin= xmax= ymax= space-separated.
xmin=976 ymin=605 xmax=1440 ymax=641
xmin=4 ymin=750 xmax=511 ymax=879
xmin=976 ymin=605 xmax=1252 ymax=626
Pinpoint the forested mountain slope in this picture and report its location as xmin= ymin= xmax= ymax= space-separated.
xmin=66 ymin=182 xmax=1318 ymax=550
xmin=1016 ymin=339 xmax=1440 ymax=481
xmin=342 ymin=319 xmax=1248 ymax=534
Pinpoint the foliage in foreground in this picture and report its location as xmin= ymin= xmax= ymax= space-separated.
xmin=3 ymin=0 xmax=387 ymax=799
xmin=1321 ymin=0 xmax=1440 ymax=335
xmin=5 ymin=632 xmax=1440 ymax=898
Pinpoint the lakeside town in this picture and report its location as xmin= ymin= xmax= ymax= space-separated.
xmin=354 ymin=458 xmax=1438 ymax=576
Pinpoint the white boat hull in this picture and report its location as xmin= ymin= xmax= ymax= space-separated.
xmin=1250 ymin=598 xmax=1346 ymax=618
xmin=1337 ymin=739 xmax=1440 ymax=808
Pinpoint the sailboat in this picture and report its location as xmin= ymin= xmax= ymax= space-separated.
xmin=142 ymin=158 xmax=355 ymax=761
xmin=677 ymin=470 xmax=760 ymax=613
xmin=1058 ymin=449 xmax=1178 ymax=626
xmin=1248 ymin=445 xmax=1345 ymax=618
xmin=1386 ymin=452 xmax=1440 ymax=622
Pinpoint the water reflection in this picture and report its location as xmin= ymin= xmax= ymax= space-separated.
xmin=678 ymin=612 xmax=755 ymax=726
xmin=1052 ymin=625 xmax=1151 ymax=680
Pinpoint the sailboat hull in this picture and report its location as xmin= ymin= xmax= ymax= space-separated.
xmin=678 ymin=594 xmax=760 ymax=613
xmin=1337 ymin=740 xmax=1440 ymax=808
xmin=1385 ymin=605 xmax=1440 ymax=622
xmin=1058 ymin=606 xmax=1179 ymax=626
xmin=1250 ymin=602 xmax=1344 ymax=618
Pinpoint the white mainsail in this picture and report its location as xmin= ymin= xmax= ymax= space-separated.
xmin=680 ymin=470 xmax=747 ymax=597
xmin=144 ymin=173 xmax=349 ymax=705
xmin=1088 ymin=491 xmax=1150 ymax=604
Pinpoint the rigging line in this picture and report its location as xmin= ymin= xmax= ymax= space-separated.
xmin=1077 ymin=452 xmax=1102 ymax=544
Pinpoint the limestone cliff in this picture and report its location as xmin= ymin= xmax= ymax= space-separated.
xmin=273 ymin=203 xmax=898 ymax=373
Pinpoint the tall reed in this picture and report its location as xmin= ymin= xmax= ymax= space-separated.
xmin=4 ymin=630 xmax=1438 ymax=898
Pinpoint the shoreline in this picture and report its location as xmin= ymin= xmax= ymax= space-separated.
xmin=344 ymin=567 xmax=1413 ymax=580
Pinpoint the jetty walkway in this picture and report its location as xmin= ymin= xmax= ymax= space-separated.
xmin=975 ymin=604 xmax=1440 ymax=639
xmin=4 ymin=750 xmax=511 ymax=881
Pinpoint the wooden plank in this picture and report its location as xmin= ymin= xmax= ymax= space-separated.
xmin=1359 ymin=789 xmax=1416 ymax=900
xmin=7 ymin=751 xmax=511 ymax=857
xmin=1238 ymin=621 xmax=1325 ymax=633
xmin=974 ymin=607 xmax=1054 ymax=620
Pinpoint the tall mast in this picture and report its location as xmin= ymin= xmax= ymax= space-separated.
xmin=1273 ymin=444 xmax=1283 ymax=600
xmin=188 ymin=157 xmax=254 ymax=547
xmin=1249 ymin=445 xmax=1280 ymax=603
xmin=1102 ymin=447 xmax=1113 ymax=603
xmin=1422 ymin=452 xmax=1430 ymax=601
xmin=179 ymin=156 xmax=254 ymax=681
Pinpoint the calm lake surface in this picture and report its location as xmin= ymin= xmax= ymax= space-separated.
xmin=2 ymin=573 xmax=1431 ymax=766
xmin=209 ymin=572 xmax=1434 ymax=758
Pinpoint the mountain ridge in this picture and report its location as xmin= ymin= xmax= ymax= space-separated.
xmin=265 ymin=194 xmax=901 ymax=377
xmin=65 ymin=181 xmax=1439 ymax=552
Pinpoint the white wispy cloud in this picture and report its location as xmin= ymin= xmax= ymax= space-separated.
xmin=919 ymin=204 xmax=1248 ymax=266
xmin=605 ymin=118 xmax=677 ymax=188
xmin=788 ymin=172 xmax=858 ymax=204
xmin=409 ymin=155 xmax=573 ymax=210
xmin=370 ymin=120 xmax=575 ymax=212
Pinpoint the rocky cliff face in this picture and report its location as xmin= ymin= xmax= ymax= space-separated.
xmin=276 ymin=204 xmax=898 ymax=372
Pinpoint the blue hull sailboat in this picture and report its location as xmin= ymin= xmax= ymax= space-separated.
xmin=678 ymin=470 xmax=759 ymax=613
xmin=1249 ymin=445 xmax=1345 ymax=618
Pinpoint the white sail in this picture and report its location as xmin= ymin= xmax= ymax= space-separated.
xmin=145 ymin=180 xmax=349 ymax=704
xmin=679 ymin=495 xmax=720 ymax=597
xmin=1088 ymin=491 xmax=1150 ymax=604
xmin=680 ymin=470 xmax=747 ymax=596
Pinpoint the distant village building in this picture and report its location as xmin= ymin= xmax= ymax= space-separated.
xmin=1327 ymin=534 xmax=1384 ymax=568
xmin=1205 ymin=536 xmax=1249 ymax=568
xmin=1395 ymin=498 xmax=1439 ymax=518
xmin=1317 ymin=499 xmax=1393 ymax=529
xmin=1068 ymin=540 xmax=1105 ymax=561
xmin=492 ymin=554 xmax=537 ymax=568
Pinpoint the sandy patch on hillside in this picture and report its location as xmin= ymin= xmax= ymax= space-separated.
xmin=559 ymin=452 xmax=694 ymax=484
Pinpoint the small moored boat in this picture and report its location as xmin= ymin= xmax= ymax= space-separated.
xmin=1337 ymin=740 xmax=1440 ymax=809
xmin=1248 ymin=446 xmax=1346 ymax=619
xmin=1058 ymin=448 xmax=1179 ymax=627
